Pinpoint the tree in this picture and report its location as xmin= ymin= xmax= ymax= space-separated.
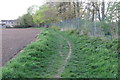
xmin=33 ymin=5 xmax=59 ymax=26
xmin=27 ymin=5 xmax=39 ymax=15
xmin=101 ymin=0 xmax=105 ymax=21
xmin=106 ymin=2 xmax=119 ymax=23
xmin=17 ymin=13 xmax=33 ymax=27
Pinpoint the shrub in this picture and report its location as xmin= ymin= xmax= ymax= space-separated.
xmin=50 ymin=26 xmax=61 ymax=31
xmin=80 ymin=26 xmax=88 ymax=35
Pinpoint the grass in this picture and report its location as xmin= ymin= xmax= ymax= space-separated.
xmin=2 ymin=28 xmax=118 ymax=78
xmin=0 ymin=68 xmax=2 ymax=80
xmin=61 ymin=30 xmax=118 ymax=78
xmin=2 ymin=28 xmax=69 ymax=78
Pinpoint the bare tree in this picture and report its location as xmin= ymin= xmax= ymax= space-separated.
xmin=101 ymin=0 xmax=105 ymax=21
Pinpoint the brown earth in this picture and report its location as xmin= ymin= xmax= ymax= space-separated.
xmin=1 ymin=28 xmax=40 ymax=66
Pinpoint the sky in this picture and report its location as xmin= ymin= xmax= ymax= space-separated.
xmin=0 ymin=0 xmax=46 ymax=20
xmin=0 ymin=0 xmax=119 ymax=21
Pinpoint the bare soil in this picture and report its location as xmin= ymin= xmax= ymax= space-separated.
xmin=1 ymin=28 xmax=40 ymax=66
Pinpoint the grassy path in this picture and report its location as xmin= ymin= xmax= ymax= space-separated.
xmin=54 ymin=39 xmax=72 ymax=78
xmin=2 ymin=29 xmax=70 ymax=78
xmin=61 ymin=31 xmax=118 ymax=78
xmin=1 ymin=28 xmax=118 ymax=78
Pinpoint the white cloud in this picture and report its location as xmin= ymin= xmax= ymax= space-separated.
xmin=0 ymin=0 xmax=46 ymax=20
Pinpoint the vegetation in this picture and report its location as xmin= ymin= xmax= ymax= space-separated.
xmin=15 ymin=5 xmax=39 ymax=28
xmin=15 ymin=1 xmax=119 ymax=39
xmin=16 ymin=13 xmax=33 ymax=28
xmin=61 ymin=30 xmax=118 ymax=78
xmin=33 ymin=5 xmax=59 ymax=26
xmin=2 ymin=28 xmax=69 ymax=78
xmin=2 ymin=0 xmax=119 ymax=79
xmin=0 ymin=68 xmax=2 ymax=80
xmin=2 ymin=28 xmax=118 ymax=78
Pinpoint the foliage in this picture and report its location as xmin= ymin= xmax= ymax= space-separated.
xmin=2 ymin=28 xmax=118 ymax=78
xmin=27 ymin=5 xmax=39 ymax=15
xmin=61 ymin=31 xmax=118 ymax=78
xmin=17 ymin=13 xmax=33 ymax=27
xmin=2 ymin=28 xmax=69 ymax=78
xmin=33 ymin=5 xmax=59 ymax=25
xmin=50 ymin=26 xmax=61 ymax=31
xmin=0 ymin=68 xmax=2 ymax=80
xmin=99 ymin=21 xmax=111 ymax=35
xmin=46 ymin=1 xmax=119 ymax=38
xmin=65 ymin=28 xmax=79 ymax=35
xmin=81 ymin=26 xmax=88 ymax=35
xmin=106 ymin=2 xmax=119 ymax=23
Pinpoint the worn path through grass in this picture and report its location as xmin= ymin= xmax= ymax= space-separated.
xmin=2 ymin=28 xmax=118 ymax=78
xmin=2 ymin=28 xmax=70 ymax=78
xmin=54 ymin=36 xmax=72 ymax=78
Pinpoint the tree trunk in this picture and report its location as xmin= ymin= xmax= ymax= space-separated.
xmin=73 ymin=2 xmax=76 ymax=18
xmin=98 ymin=5 xmax=101 ymax=21
xmin=102 ymin=0 xmax=105 ymax=21
xmin=76 ymin=2 xmax=80 ymax=17
xmin=92 ymin=2 xmax=95 ymax=22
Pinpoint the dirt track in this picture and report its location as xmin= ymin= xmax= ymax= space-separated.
xmin=1 ymin=28 xmax=40 ymax=66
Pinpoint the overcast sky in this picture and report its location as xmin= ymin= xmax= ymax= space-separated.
xmin=0 ymin=0 xmax=46 ymax=20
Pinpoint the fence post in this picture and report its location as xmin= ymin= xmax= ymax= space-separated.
xmin=94 ymin=14 xmax=97 ymax=37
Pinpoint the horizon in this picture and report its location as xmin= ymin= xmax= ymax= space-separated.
xmin=0 ymin=0 xmax=118 ymax=21
xmin=0 ymin=0 xmax=46 ymax=21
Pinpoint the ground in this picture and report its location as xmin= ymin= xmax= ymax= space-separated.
xmin=1 ymin=29 xmax=40 ymax=66
xmin=1 ymin=28 xmax=118 ymax=78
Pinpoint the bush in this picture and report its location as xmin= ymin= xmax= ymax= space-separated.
xmin=50 ymin=26 xmax=61 ymax=31
xmin=65 ymin=28 xmax=79 ymax=35
xmin=13 ymin=25 xmax=32 ymax=28
xmin=80 ymin=26 xmax=88 ymax=35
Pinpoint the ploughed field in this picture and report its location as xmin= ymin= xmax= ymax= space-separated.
xmin=1 ymin=28 xmax=118 ymax=78
xmin=1 ymin=29 xmax=40 ymax=66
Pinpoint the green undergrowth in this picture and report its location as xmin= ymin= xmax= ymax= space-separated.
xmin=2 ymin=28 xmax=69 ymax=78
xmin=0 ymin=68 xmax=2 ymax=80
xmin=61 ymin=30 xmax=118 ymax=78
xmin=2 ymin=28 xmax=118 ymax=78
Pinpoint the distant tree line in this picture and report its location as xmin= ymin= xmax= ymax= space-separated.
xmin=16 ymin=1 xmax=119 ymax=26
xmin=16 ymin=0 xmax=119 ymax=38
